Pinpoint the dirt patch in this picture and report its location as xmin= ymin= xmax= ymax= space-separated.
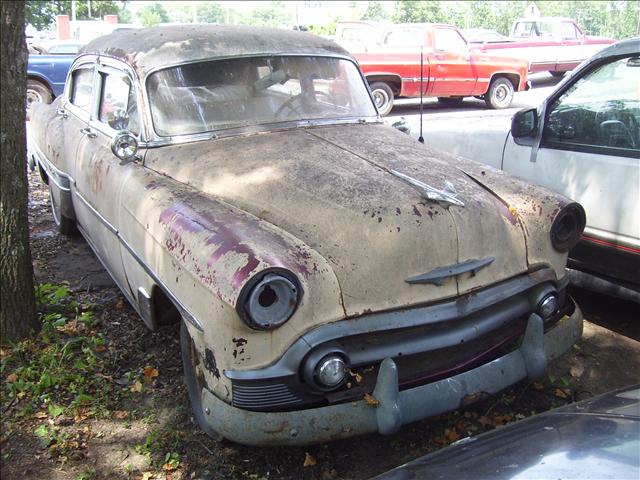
xmin=2 ymin=170 xmax=639 ymax=480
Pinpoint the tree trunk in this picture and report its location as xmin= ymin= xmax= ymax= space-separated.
xmin=1 ymin=1 xmax=38 ymax=344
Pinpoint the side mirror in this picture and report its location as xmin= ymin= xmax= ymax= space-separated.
xmin=111 ymin=131 xmax=139 ymax=165
xmin=512 ymin=108 xmax=538 ymax=138
xmin=107 ymin=108 xmax=130 ymax=131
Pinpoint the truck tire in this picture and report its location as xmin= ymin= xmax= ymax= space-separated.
xmin=26 ymin=79 xmax=52 ymax=112
xmin=485 ymin=77 xmax=514 ymax=109
xmin=369 ymin=82 xmax=394 ymax=116
xmin=549 ymin=71 xmax=566 ymax=78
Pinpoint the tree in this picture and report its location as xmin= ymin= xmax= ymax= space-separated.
xmin=393 ymin=1 xmax=445 ymax=23
xmin=361 ymin=1 xmax=387 ymax=21
xmin=197 ymin=1 xmax=225 ymax=24
xmin=26 ymin=1 xmax=129 ymax=30
xmin=1 ymin=1 xmax=38 ymax=344
xmin=137 ymin=2 xmax=169 ymax=27
xmin=246 ymin=1 xmax=293 ymax=28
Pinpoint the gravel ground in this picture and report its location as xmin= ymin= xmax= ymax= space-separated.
xmin=2 ymin=169 xmax=638 ymax=480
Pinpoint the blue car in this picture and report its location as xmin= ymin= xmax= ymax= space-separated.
xmin=27 ymin=51 xmax=76 ymax=112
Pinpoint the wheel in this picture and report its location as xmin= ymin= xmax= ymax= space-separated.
xmin=26 ymin=79 xmax=52 ymax=113
xmin=484 ymin=77 xmax=514 ymax=109
xmin=180 ymin=322 xmax=223 ymax=440
xmin=48 ymin=183 xmax=77 ymax=235
xmin=549 ymin=71 xmax=566 ymax=78
xmin=369 ymin=82 xmax=394 ymax=116
xmin=437 ymin=97 xmax=464 ymax=107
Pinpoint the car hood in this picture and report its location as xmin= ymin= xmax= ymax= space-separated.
xmin=145 ymin=124 xmax=528 ymax=316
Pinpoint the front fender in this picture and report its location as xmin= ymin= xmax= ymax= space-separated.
xmin=119 ymin=167 xmax=346 ymax=383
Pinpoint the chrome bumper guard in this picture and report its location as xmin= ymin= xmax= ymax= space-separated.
xmin=200 ymin=307 xmax=582 ymax=446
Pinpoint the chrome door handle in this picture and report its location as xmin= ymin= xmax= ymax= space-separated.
xmin=56 ymin=108 xmax=68 ymax=119
xmin=80 ymin=127 xmax=97 ymax=139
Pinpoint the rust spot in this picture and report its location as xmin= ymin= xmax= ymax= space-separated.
xmin=204 ymin=348 xmax=220 ymax=379
xmin=412 ymin=205 xmax=422 ymax=217
xmin=395 ymin=207 xmax=401 ymax=215
xmin=377 ymin=217 xmax=382 ymax=223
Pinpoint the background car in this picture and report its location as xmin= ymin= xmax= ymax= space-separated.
xmin=373 ymin=384 xmax=640 ymax=480
xmin=461 ymin=28 xmax=507 ymax=44
xmin=423 ymin=37 xmax=640 ymax=301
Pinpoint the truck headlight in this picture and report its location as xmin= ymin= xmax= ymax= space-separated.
xmin=241 ymin=272 xmax=300 ymax=330
xmin=551 ymin=202 xmax=586 ymax=253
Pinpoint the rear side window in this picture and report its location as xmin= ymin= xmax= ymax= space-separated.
xmin=70 ymin=67 xmax=94 ymax=111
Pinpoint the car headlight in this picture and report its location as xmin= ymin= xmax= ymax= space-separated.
xmin=240 ymin=272 xmax=300 ymax=330
xmin=550 ymin=202 xmax=586 ymax=253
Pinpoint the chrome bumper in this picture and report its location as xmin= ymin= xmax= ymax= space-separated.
xmin=200 ymin=307 xmax=583 ymax=446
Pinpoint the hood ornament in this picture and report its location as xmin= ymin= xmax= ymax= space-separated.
xmin=389 ymin=169 xmax=465 ymax=207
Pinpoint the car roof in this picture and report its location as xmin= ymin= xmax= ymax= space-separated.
xmin=588 ymin=36 xmax=640 ymax=62
xmin=80 ymin=24 xmax=350 ymax=77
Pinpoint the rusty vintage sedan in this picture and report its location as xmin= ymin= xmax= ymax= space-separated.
xmin=29 ymin=25 xmax=586 ymax=446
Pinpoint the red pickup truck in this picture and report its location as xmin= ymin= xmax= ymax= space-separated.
xmin=351 ymin=23 xmax=529 ymax=115
xmin=474 ymin=17 xmax=616 ymax=76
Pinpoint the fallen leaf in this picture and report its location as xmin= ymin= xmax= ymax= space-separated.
xmin=0 ymin=348 xmax=11 ymax=358
xmin=113 ymin=410 xmax=129 ymax=420
xmin=143 ymin=366 xmax=159 ymax=380
xmin=130 ymin=381 xmax=143 ymax=393
xmin=94 ymin=345 xmax=107 ymax=353
xmin=354 ymin=372 xmax=363 ymax=384
xmin=478 ymin=416 xmax=491 ymax=426
xmin=138 ymin=473 xmax=155 ymax=480
xmin=163 ymin=462 xmax=178 ymax=472
xmin=35 ymin=412 xmax=48 ymax=419
xmin=74 ymin=409 xmax=93 ymax=422
xmin=554 ymin=388 xmax=570 ymax=399
xmin=363 ymin=393 xmax=379 ymax=406
xmin=6 ymin=373 xmax=18 ymax=383
xmin=96 ymin=373 xmax=113 ymax=382
xmin=569 ymin=365 xmax=583 ymax=378
xmin=533 ymin=381 xmax=544 ymax=390
xmin=116 ymin=299 xmax=125 ymax=309
xmin=444 ymin=428 xmax=460 ymax=443
xmin=303 ymin=452 xmax=317 ymax=467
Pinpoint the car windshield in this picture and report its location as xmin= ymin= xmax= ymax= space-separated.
xmin=147 ymin=55 xmax=377 ymax=137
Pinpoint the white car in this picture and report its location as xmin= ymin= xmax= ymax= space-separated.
xmin=424 ymin=37 xmax=640 ymax=299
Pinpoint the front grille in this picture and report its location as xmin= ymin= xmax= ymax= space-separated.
xmin=232 ymin=382 xmax=306 ymax=411
xmin=227 ymin=269 xmax=572 ymax=413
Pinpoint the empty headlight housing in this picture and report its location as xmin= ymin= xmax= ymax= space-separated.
xmin=239 ymin=272 xmax=301 ymax=330
xmin=550 ymin=202 xmax=586 ymax=253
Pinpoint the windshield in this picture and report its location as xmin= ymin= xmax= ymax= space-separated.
xmin=147 ymin=55 xmax=377 ymax=137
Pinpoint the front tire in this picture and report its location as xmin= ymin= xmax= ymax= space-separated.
xmin=485 ymin=77 xmax=514 ymax=109
xmin=369 ymin=82 xmax=394 ymax=116
xmin=180 ymin=322 xmax=223 ymax=441
xmin=49 ymin=183 xmax=77 ymax=236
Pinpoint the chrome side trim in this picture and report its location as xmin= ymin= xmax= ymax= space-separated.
xmin=73 ymin=184 xmax=204 ymax=331
xmin=119 ymin=234 xmax=204 ymax=332
xmin=31 ymin=141 xmax=71 ymax=192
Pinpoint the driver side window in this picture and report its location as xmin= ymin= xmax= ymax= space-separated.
xmin=98 ymin=71 xmax=140 ymax=135
xmin=542 ymin=56 xmax=640 ymax=155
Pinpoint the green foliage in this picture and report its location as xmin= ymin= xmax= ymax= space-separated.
xmin=1 ymin=284 xmax=116 ymax=430
xmin=362 ymin=1 xmax=388 ymax=21
xmin=246 ymin=1 xmax=294 ymax=28
xmin=26 ymin=1 xmax=67 ymax=31
xmin=136 ymin=2 xmax=169 ymax=27
xmin=393 ymin=0 xmax=444 ymax=23
xmin=135 ymin=427 xmax=184 ymax=469
xmin=26 ymin=0 xmax=127 ymax=30
xmin=197 ymin=1 xmax=226 ymax=24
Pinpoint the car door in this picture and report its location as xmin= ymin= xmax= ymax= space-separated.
xmin=428 ymin=27 xmax=476 ymax=97
xmin=502 ymin=53 xmax=640 ymax=283
xmin=61 ymin=62 xmax=95 ymax=177
xmin=72 ymin=61 xmax=143 ymax=297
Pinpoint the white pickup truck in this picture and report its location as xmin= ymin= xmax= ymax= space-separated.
xmin=474 ymin=17 xmax=616 ymax=76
